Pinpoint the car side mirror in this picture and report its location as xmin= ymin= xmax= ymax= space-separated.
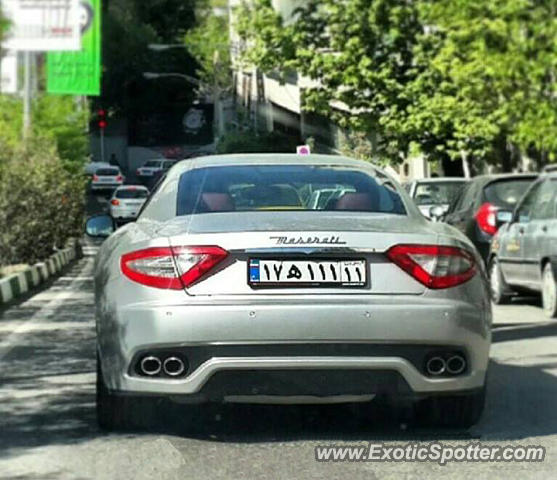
xmin=496 ymin=210 xmax=513 ymax=227
xmin=429 ymin=205 xmax=445 ymax=221
xmin=85 ymin=214 xmax=115 ymax=238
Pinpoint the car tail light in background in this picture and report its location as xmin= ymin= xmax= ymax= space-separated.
xmin=116 ymin=175 xmax=123 ymax=181
xmin=387 ymin=244 xmax=476 ymax=289
xmin=121 ymin=246 xmax=228 ymax=289
xmin=111 ymin=199 xmax=120 ymax=206
xmin=475 ymin=202 xmax=498 ymax=235
xmin=93 ymin=174 xmax=99 ymax=181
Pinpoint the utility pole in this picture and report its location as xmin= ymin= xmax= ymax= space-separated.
xmin=213 ymin=50 xmax=222 ymax=142
xmin=22 ymin=51 xmax=32 ymax=140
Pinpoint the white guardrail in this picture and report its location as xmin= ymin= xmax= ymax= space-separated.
xmin=0 ymin=241 xmax=81 ymax=305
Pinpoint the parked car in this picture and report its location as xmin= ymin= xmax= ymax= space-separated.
xmin=86 ymin=154 xmax=490 ymax=431
xmin=136 ymin=159 xmax=176 ymax=181
xmin=543 ymin=164 xmax=557 ymax=173
xmin=91 ymin=167 xmax=124 ymax=192
xmin=488 ymin=173 xmax=557 ymax=317
xmin=406 ymin=178 xmax=468 ymax=219
xmin=443 ymin=174 xmax=537 ymax=262
xmin=109 ymin=185 xmax=150 ymax=223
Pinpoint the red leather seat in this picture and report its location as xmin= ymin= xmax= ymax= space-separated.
xmin=201 ymin=193 xmax=235 ymax=212
xmin=334 ymin=193 xmax=375 ymax=211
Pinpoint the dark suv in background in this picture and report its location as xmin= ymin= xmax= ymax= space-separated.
xmin=443 ymin=174 xmax=537 ymax=262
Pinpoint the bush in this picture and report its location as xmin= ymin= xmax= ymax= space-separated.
xmin=0 ymin=139 xmax=86 ymax=266
xmin=216 ymin=129 xmax=300 ymax=154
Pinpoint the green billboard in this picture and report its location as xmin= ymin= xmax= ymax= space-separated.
xmin=47 ymin=0 xmax=101 ymax=96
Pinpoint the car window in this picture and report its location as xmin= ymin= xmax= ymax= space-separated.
xmin=516 ymin=181 xmax=542 ymax=223
xmin=96 ymin=168 xmax=119 ymax=176
xmin=176 ymin=165 xmax=407 ymax=216
xmin=413 ymin=182 xmax=466 ymax=206
xmin=450 ymin=182 xmax=476 ymax=212
xmin=144 ymin=160 xmax=162 ymax=167
xmin=530 ymin=180 xmax=556 ymax=220
xmin=484 ymin=178 xmax=535 ymax=211
xmin=116 ymin=189 xmax=149 ymax=199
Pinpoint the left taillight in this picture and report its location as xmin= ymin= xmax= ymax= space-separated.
xmin=93 ymin=174 xmax=99 ymax=181
xmin=386 ymin=244 xmax=476 ymax=289
xmin=475 ymin=202 xmax=498 ymax=236
xmin=120 ymin=246 xmax=228 ymax=290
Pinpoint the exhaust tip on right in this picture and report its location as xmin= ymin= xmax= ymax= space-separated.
xmin=446 ymin=355 xmax=467 ymax=375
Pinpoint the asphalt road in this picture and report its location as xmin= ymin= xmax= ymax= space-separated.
xmin=1 ymin=196 xmax=556 ymax=479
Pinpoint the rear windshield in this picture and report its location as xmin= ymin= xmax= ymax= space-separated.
xmin=484 ymin=178 xmax=535 ymax=209
xmin=144 ymin=160 xmax=162 ymax=167
xmin=96 ymin=168 xmax=119 ymax=176
xmin=176 ymin=165 xmax=406 ymax=216
xmin=116 ymin=189 xmax=148 ymax=199
xmin=413 ymin=181 xmax=466 ymax=206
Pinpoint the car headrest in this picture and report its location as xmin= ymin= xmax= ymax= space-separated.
xmin=201 ymin=193 xmax=235 ymax=212
xmin=334 ymin=193 xmax=375 ymax=211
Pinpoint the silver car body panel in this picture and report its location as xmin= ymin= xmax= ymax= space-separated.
xmin=492 ymin=174 xmax=557 ymax=289
xmin=94 ymin=154 xmax=491 ymax=400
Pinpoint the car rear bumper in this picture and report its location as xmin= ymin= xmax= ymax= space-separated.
xmin=110 ymin=206 xmax=140 ymax=219
xmin=92 ymin=183 xmax=122 ymax=190
xmin=98 ymin=296 xmax=491 ymax=400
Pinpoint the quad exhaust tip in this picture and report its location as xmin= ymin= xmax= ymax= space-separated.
xmin=163 ymin=357 xmax=186 ymax=377
xmin=140 ymin=356 xmax=162 ymax=376
xmin=425 ymin=356 xmax=446 ymax=376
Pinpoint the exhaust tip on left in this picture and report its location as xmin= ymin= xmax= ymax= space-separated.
xmin=140 ymin=356 xmax=162 ymax=376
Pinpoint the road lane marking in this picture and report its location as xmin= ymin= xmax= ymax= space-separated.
xmin=0 ymin=257 xmax=94 ymax=362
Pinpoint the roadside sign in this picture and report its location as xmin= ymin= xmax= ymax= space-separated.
xmin=297 ymin=145 xmax=311 ymax=155
xmin=47 ymin=0 xmax=101 ymax=95
xmin=1 ymin=0 xmax=81 ymax=51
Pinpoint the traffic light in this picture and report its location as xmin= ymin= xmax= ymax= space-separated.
xmin=98 ymin=109 xmax=107 ymax=130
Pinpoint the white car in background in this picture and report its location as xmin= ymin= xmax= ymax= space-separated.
xmin=84 ymin=161 xmax=111 ymax=176
xmin=109 ymin=185 xmax=149 ymax=222
xmin=406 ymin=177 xmax=468 ymax=219
xmin=136 ymin=159 xmax=177 ymax=180
xmin=91 ymin=167 xmax=125 ymax=192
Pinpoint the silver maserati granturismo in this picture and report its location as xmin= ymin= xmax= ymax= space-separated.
xmin=86 ymin=154 xmax=491 ymax=430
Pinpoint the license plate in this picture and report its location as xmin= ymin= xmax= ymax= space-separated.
xmin=248 ymin=259 xmax=366 ymax=287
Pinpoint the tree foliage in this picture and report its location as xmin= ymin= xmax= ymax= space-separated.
xmin=236 ymin=0 xmax=557 ymax=170
xmin=0 ymin=95 xmax=88 ymax=168
xmin=100 ymin=0 xmax=202 ymax=116
xmin=185 ymin=12 xmax=231 ymax=93
xmin=0 ymin=139 xmax=86 ymax=266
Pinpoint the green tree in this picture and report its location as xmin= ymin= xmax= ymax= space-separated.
xmin=0 ymin=96 xmax=88 ymax=170
xmin=100 ymin=0 xmax=203 ymax=116
xmin=185 ymin=12 xmax=231 ymax=92
xmin=236 ymin=0 xmax=557 ymax=170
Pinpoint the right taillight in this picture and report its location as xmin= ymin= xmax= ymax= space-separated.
xmin=475 ymin=202 xmax=498 ymax=235
xmin=120 ymin=246 xmax=228 ymax=290
xmin=386 ymin=244 xmax=476 ymax=289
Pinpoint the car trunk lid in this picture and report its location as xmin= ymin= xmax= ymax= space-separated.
xmin=161 ymin=212 xmax=436 ymax=296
